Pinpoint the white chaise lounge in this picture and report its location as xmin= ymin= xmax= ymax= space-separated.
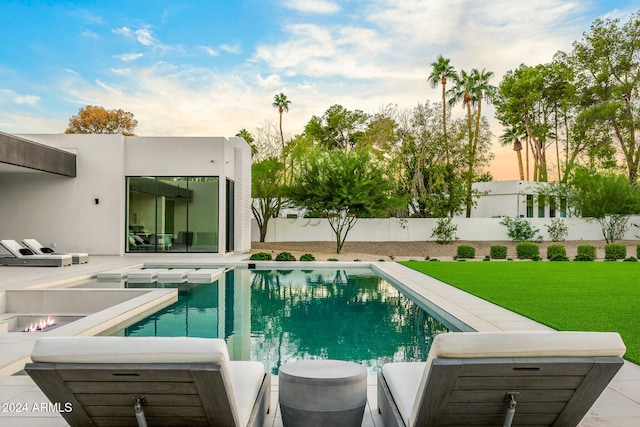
xmin=25 ymin=336 xmax=271 ymax=427
xmin=22 ymin=238 xmax=88 ymax=264
xmin=377 ymin=331 xmax=626 ymax=427
xmin=0 ymin=239 xmax=72 ymax=267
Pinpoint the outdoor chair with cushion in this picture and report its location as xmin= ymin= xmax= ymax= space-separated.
xmin=0 ymin=239 xmax=72 ymax=267
xmin=25 ymin=336 xmax=271 ymax=427
xmin=377 ymin=331 xmax=626 ymax=427
xmin=22 ymin=238 xmax=88 ymax=264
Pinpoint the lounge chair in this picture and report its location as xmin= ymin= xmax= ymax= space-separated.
xmin=377 ymin=331 xmax=625 ymax=427
xmin=25 ymin=336 xmax=271 ymax=427
xmin=0 ymin=239 xmax=72 ymax=267
xmin=22 ymin=238 xmax=88 ymax=264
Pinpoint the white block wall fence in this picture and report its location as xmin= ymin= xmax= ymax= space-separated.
xmin=252 ymin=216 xmax=640 ymax=242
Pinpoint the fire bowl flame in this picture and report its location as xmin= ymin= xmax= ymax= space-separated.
xmin=24 ymin=317 xmax=56 ymax=332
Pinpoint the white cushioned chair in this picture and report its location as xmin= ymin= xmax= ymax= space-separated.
xmin=22 ymin=238 xmax=88 ymax=264
xmin=377 ymin=331 xmax=625 ymax=427
xmin=26 ymin=336 xmax=270 ymax=427
xmin=0 ymin=239 xmax=72 ymax=267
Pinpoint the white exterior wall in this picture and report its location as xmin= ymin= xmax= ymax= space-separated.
xmin=2 ymin=134 xmax=126 ymax=254
xmin=231 ymin=137 xmax=252 ymax=253
xmin=254 ymin=216 xmax=640 ymax=242
xmin=0 ymin=134 xmax=252 ymax=255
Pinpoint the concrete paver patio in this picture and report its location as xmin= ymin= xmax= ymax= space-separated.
xmin=0 ymin=256 xmax=638 ymax=426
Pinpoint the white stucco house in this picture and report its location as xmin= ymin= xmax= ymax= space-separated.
xmin=467 ymin=180 xmax=569 ymax=219
xmin=0 ymin=132 xmax=251 ymax=255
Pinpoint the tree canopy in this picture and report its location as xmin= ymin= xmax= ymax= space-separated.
xmin=286 ymin=148 xmax=400 ymax=253
xmin=65 ymin=105 xmax=138 ymax=136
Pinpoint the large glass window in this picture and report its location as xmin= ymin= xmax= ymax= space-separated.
xmin=526 ymin=195 xmax=534 ymax=218
xmin=538 ymin=194 xmax=546 ymax=218
xmin=126 ymin=177 xmax=219 ymax=253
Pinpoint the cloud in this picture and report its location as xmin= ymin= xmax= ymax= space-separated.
xmin=199 ymin=45 xmax=218 ymax=56
xmin=283 ymin=0 xmax=340 ymax=14
xmin=0 ymin=89 xmax=40 ymax=106
xmin=112 ymin=26 xmax=168 ymax=51
xmin=256 ymin=74 xmax=283 ymax=89
xmin=80 ymin=29 xmax=99 ymax=39
xmin=220 ymin=43 xmax=242 ymax=54
xmin=115 ymin=53 xmax=144 ymax=61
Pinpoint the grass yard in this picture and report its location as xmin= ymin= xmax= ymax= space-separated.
xmin=400 ymin=261 xmax=640 ymax=364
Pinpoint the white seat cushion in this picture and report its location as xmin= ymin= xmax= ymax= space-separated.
xmin=381 ymin=362 xmax=425 ymax=426
xmin=229 ymin=361 xmax=266 ymax=427
xmin=31 ymin=336 xmax=231 ymax=364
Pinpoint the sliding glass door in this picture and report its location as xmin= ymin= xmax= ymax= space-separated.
xmin=126 ymin=177 xmax=219 ymax=253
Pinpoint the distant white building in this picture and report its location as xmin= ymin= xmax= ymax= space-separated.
xmin=0 ymin=132 xmax=252 ymax=255
xmin=468 ymin=180 xmax=569 ymax=218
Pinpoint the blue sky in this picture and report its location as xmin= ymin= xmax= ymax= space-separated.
xmin=1 ymin=0 xmax=640 ymax=178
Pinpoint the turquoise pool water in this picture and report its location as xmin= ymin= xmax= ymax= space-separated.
xmin=113 ymin=268 xmax=450 ymax=374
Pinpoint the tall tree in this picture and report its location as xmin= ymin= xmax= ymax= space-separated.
xmin=428 ymin=55 xmax=456 ymax=166
xmin=569 ymin=12 xmax=640 ymax=182
xmin=272 ymin=93 xmax=291 ymax=150
xmin=65 ymin=105 xmax=138 ymax=135
xmin=303 ymin=104 xmax=369 ymax=151
xmin=251 ymin=158 xmax=286 ymax=242
xmin=448 ymin=68 xmax=496 ymax=217
xmin=235 ymin=128 xmax=258 ymax=156
xmin=286 ymin=148 xmax=399 ymax=253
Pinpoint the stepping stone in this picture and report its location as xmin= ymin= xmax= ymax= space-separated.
xmin=127 ymin=269 xmax=169 ymax=283
xmin=157 ymin=269 xmax=197 ymax=283
xmin=97 ymin=268 xmax=139 ymax=281
xmin=188 ymin=268 xmax=223 ymax=284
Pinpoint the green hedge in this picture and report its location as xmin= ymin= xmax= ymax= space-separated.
xmin=575 ymin=244 xmax=596 ymax=261
xmin=249 ymin=252 xmax=272 ymax=261
xmin=490 ymin=245 xmax=507 ymax=259
xmin=456 ymin=245 xmax=475 ymax=259
xmin=516 ymin=242 xmax=540 ymax=260
xmin=547 ymin=244 xmax=567 ymax=261
xmin=275 ymin=251 xmax=296 ymax=261
xmin=299 ymin=253 xmax=315 ymax=261
xmin=637 ymin=243 xmax=640 ymax=259
xmin=605 ymin=243 xmax=627 ymax=260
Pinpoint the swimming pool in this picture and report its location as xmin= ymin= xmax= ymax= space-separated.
xmin=110 ymin=267 xmax=452 ymax=374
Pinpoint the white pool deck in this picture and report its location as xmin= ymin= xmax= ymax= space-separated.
xmin=1 ymin=255 xmax=639 ymax=426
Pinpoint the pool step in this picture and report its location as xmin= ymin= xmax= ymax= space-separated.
xmin=157 ymin=269 xmax=197 ymax=283
xmin=97 ymin=268 xmax=140 ymax=281
xmin=188 ymin=268 xmax=223 ymax=284
xmin=127 ymin=269 xmax=170 ymax=283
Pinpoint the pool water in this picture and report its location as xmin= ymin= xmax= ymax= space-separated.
xmin=114 ymin=268 xmax=450 ymax=374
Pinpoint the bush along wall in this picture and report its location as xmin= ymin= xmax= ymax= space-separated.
xmin=275 ymin=251 xmax=296 ymax=261
xmin=516 ymin=242 xmax=540 ymax=260
xmin=575 ymin=244 xmax=596 ymax=261
xmin=490 ymin=245 xmax=507 ymax=259
xmin=456 ymin=245 xmax=476 ymax=259
xmin=249 ymin=252 xmax=272 ymax=261
xmin=637 ymin=243 xmax=640 ymax=259
xmin=547 ymin=244 xmax=568 ymax=261
xmin=605 ymin=243 xmax=627 ymax=260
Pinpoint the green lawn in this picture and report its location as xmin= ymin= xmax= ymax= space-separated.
xmin=400 ymin=261 xmax=640 ymax=364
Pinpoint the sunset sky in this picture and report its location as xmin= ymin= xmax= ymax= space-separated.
xmin=1 ymin=0 xmax=639 ymax=180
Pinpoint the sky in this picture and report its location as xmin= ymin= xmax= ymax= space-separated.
xmin=1 ymin=0 xmax=640 ymax=180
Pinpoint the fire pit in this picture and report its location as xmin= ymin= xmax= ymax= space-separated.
xmin=23 ymin=317 xmax=56 ymax=332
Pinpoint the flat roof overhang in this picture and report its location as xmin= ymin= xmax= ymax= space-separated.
xmin=0 ymin=132 xmax=76 ymax=177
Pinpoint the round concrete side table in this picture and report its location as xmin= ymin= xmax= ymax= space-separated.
xmin=278 ymin=359 xmax=368 ymax=427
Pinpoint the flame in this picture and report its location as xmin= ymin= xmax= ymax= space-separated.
xmin=24 ymin=316 xmax=56 ymax=332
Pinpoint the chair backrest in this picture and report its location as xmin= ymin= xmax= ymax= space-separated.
xmin=26 ymin=337 xmax=240 ymax=427
xmin=22 ymin=239 xmax=46 ymax=254
xmin=0 ymin=239 xmax=25 ymax=258
xmin=412 ymin=331 xmax=626 ymax=426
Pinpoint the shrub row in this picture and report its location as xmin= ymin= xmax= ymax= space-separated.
xmin=249 ymin=252 xmax=316 ymax=261
xmin=457 ymin=243 xmax=636 ymax=261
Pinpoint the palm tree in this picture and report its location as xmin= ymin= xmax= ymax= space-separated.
xmin=427 ymin=55 xmax=456 ymax=166
xmin=272 ymin=93 xmax=291 ymax=150
xmin=500 ymin=126 xmax=526 ymax=180
xmin=448 ymin=68 xmax=496 ymax=217
xmin=235 ymin=128 xmax=257 ymax=156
